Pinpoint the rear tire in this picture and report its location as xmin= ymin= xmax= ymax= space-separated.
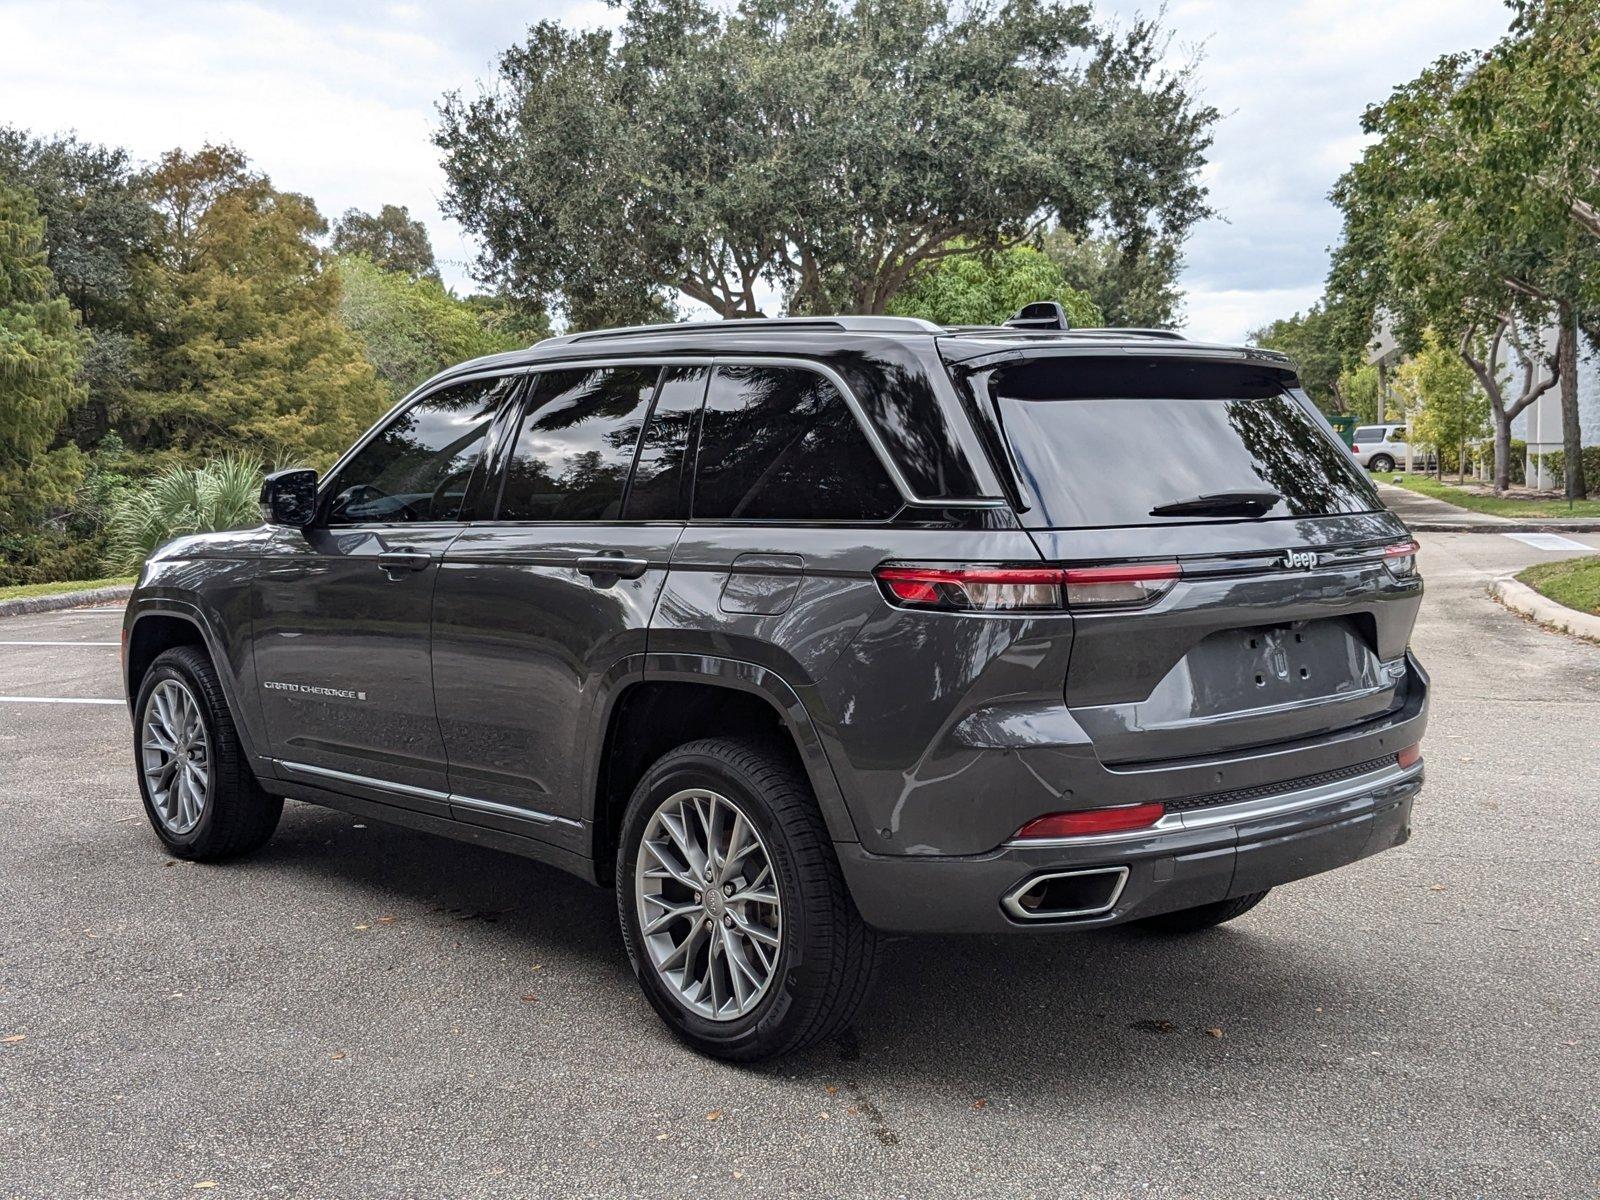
xmin=616 ymin=737 xmax=880 ymax=1061
xmin=1368 ymin=454 xmax=1395 ymax=472
xmin=133 ymin=646 xmax=282 ymax=861
xmin=1135 ymin=890 xmax=1269 ymax=934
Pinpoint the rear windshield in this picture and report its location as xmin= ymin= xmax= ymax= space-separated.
xmin=990 ymin=357 xmax=1381 ymax=528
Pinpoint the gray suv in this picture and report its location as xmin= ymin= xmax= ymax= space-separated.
xmin=121 ymin=312 xmax=1428 ymax=1060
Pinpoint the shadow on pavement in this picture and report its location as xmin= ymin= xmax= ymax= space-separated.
xmin=224 ymin=798 xmax=1369 ymax=1094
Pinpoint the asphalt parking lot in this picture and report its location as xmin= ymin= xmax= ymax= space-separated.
xmin=2 ymin=530 xmax=1597 ymax=1199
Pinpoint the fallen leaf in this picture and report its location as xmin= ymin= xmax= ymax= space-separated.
xmin=376 ymin=916 xmax=396 ymax=926
xmin=818 ymin=1112 xmax=829 ymax=1120
xmin=329 ymin=1051 xmax=346 ymax=1061
xmin=846 ymin=1106 xmax=859 ymax=1115
xmin=1428 ymin=884 xmax=1446 ymax=893
xmin=193 ymin=1185 xmax=217 ymax=1191
xmin=519 ymin=993 xmax=538 ymax=1003
xmin=706 ymin=1110 xmax=722 ymax=1121
xmin=1205 ymin=1028 xmax=1223 ymax=1039
xmin=2 ymin=1035 xmax=25 ymax=1045
xmin=971 ymin=1098 xmax=988 ymax=1110
xmin=824 ymin=1084 xmax=838 ymax=1095
xmin=732 ymin=1170 xmax=744 ymax=1179
xmin=530 ymin=964 xmax=542 ymax=972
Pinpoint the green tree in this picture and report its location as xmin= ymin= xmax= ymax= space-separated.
xmin=1248 ymin=305 xmax=1348 ymax=413
xmin=0 ymin=181 xmax=85 ymax=530
xmin=1337 ymin=362 xmax=1382 ymax=425
xmin=1327 ymin=1 xmax=1599 ymax=498
xmin=1398 ymin=330 xmax=1487 ymax=481
xmin=887 ymin=244 xmax=1100 ymax=327
xmin=0 ymin=128 xmax=159 ymax=444
xmin=436 ymin=0 xmax=1217 ymax=322
xmin=1042 ymin=229 xmax=1183 ymax=327
xmin=130 ymin=146 xmax=389 ymax=467
xmin=331 ymin=204 xmax=440 ymax=281
xmin=336 ymin=254 xmax=534 ymax=398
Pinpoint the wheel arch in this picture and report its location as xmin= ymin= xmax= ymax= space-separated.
xmin=589 ymin=655 xmax=860 ymax=879
xmin=125 ymin=601 xmax=268 ymax=768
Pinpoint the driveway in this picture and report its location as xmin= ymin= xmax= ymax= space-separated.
xmin=1 ymin=532 xmax=1597 ymax=1199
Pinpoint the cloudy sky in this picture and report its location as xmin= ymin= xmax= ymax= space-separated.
xmin=1 ymin=0 xmax=1511 ymax=341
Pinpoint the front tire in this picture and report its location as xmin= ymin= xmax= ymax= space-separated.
xmin=1135 ymin=890 xmax=1270 ymax=934
xmin=133 ymin=646 xmax=282 ymax=861
xmin=616 ymin=738 xmax=879 ymax=1061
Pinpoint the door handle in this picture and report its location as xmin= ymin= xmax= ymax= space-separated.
xmin=377 ymin=549 xmax=433 ymax=576
xmin=576 ymin=555 xmax=649 ymax=581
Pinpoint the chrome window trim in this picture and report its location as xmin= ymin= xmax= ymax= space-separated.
xmin=321 ymin=353 xmax=1008 ymax=513
xmin=274 ymin=759 xmax=581 ymax=829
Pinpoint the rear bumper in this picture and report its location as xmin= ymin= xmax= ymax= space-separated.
xmin=838 ymin=760 xmax=1422 ymax=934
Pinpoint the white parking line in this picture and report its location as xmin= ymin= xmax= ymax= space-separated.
xmin=0 ymin=641 xmax=119 ymax=647
xmin=1502 ymin=532 xmax=1594 ymax=552
xmin=0 ymin=696 xmax=123 ymax=705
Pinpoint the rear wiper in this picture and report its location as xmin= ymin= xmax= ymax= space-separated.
xmin=1149 ymin=490 xmax=1282 ymax=518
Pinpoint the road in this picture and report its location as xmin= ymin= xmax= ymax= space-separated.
xmin=1 ymin=531 xmax=1597 ymax=1199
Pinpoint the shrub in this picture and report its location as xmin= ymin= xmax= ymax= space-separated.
xmin=104 ymin=456 xmax=265 ymax=573
xmin=1533 ymin=446 xmax=1600 ymax=492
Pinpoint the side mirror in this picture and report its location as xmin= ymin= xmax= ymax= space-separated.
xmin=260 ymin=468 xmax=319 ymax=529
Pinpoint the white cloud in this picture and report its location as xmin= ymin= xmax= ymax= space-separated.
xmin=1 ymin=0 xmax=1514 ymax=340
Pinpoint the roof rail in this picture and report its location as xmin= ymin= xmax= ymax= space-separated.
xmin=540 ymin=314 xmax=944 ymax=347
xmin=1067 ymin=327 xmax=1186 ymax=341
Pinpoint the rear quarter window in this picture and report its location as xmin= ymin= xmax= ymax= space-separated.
xmin=990 ymin=356 xmax=1381 ymax=529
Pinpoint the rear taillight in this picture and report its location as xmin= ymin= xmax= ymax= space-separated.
xmin=874 ymin=562 xmax=1180 ymax=613
xmin=1351 ymin=444 xmax=1362 ymax=455
xmin=1014 ymin=802 xmax=1167 ymax=839
xmin=873 ymin=565 xmax=1068 ymax=612
xmin=1397 ymin=744 xmax=1421 ymax=769
xmin=1382 ymin=539 xmax=1420 ymax=581
xmin=1062 ymin=563 xmax=1180 ymax=609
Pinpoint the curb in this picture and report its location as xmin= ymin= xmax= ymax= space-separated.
xmin=0 ymin=586 xmax=132 ymax=620
xmin=1489 ymin=576 xmax=1600 ymax=644
xmin=1408 ymin=521 xmax=1600 ymax=533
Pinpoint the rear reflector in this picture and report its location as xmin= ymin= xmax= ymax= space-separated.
xmin=1396 ymin=744 xmax=1422 ymax=769
xmin=1013 ymin=802 xmax=1167 ymax=839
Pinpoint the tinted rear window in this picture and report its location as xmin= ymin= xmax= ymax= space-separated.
xmin=991 ymin=357 xmax=1380 ymax=528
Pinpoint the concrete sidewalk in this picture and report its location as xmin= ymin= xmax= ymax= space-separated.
xmin=1376 ymin=481 xmax=1600 ymax=533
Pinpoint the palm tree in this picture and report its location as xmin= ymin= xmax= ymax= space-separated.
xmin=105 ymin=456 xmax=266 ymax=572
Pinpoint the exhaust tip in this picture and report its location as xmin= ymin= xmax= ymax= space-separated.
xmin=1002 ymin=866 xmax=1129 ymax=922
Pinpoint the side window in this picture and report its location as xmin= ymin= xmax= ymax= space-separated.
xmin=1388 ymin=429 xmax=1406 ymax=443
xmin=498 ymin=366 xmax=660 ymax=521
xmin=325 ymin=375 xmax=511 ymax=525
xmin=693 ymin=365 xmax=903 ymax=522
xmin=623 ymin=365 xmax=707 ymax=520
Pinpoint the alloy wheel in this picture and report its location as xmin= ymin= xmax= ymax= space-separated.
xmin=141 ymin=678 xmax=210 ymax=835
xmin=635 ymin=788 xmax=782 ymax=1021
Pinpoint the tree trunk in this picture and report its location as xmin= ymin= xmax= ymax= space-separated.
xmin=1493 ymin=415 xmax=1512 ymax=492
xmin=1557 ymin=302 xmax=1586 ymax=500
